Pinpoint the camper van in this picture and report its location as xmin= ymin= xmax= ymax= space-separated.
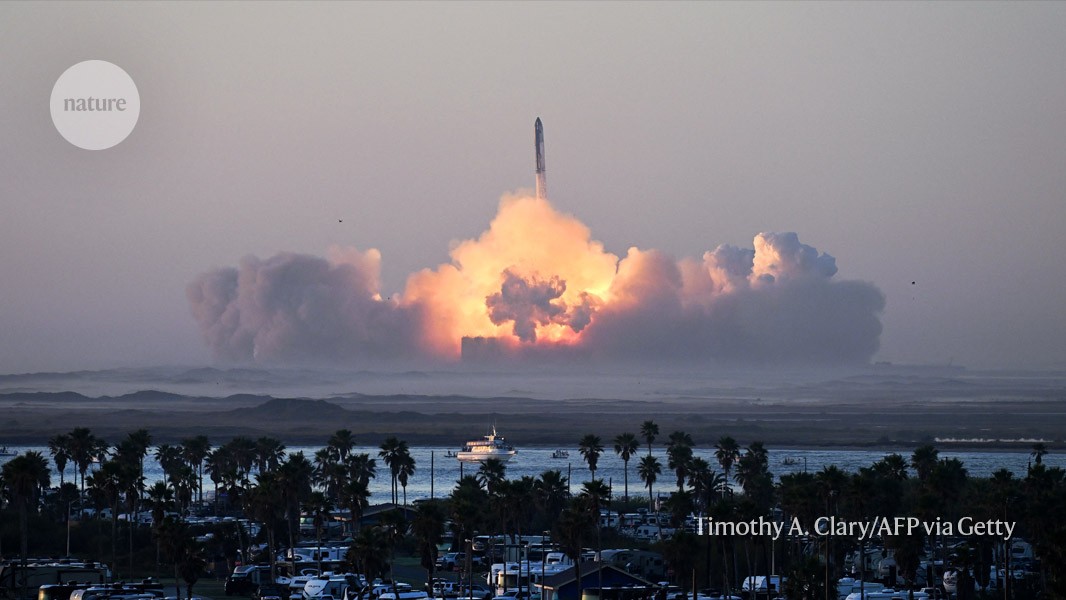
xmin=302 ymin=574 xmax=366 ymax=600
xmin=0 ymin=560 xmax=111 ymax=600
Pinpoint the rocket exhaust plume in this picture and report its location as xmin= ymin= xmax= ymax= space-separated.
xmin=535 ymin=117 xmax=547 ymax=200
xmin=188 ymin=119 xmax=885 ymax=366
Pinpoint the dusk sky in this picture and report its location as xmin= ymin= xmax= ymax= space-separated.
xmin=2 ymin=2 xmax=1065 ymax=371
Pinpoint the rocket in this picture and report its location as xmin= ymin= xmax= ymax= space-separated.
xmin=535 ymin=117 xmax=547 ymax=200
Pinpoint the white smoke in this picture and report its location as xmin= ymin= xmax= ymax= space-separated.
xmin=188 ymin=198 xmax=885 ymax=366
xmin=186 ymin=247 xmax=426 ymax=363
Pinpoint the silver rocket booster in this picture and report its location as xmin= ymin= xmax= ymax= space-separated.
xmin=535 ymin=117 xmax=547 ymax=200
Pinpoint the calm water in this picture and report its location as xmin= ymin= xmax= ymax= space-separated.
xmin=3 ymin=444 xmax=1060 ymax=504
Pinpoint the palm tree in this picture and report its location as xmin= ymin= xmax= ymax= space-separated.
xmin=379 ymin=437 xmax=409 ymax=504
xmin=815 ymin=466 xmax=847 ymax=506
xmin=176 ymin=464 xmax=199 ymax=513
xmin=279 ymin=452 xmax=315 ymax=554
xmin=640 ymin=421 xmax=659 ymax=456
xmin=342 ymin=453 xmax=376 ymax=534
xmin=489 ymin=479 xmax=517 ymax=546
xmin=533 ymin=470 xmax=569 ymax=524
xmin=114 ymin=438 xmax=148 ymax=579
xmin=314 ymin=448 xmax=347 ymax=503
xmin=348 ymin=453 xmax=377 ymax=487
xmin=662 ymin=489 xmax=694 ymax=529
xmin=554 ymin=499 xmax=596 ymax=599
xmin=146 ymin=481 xmax=175 ymax=522
xmin=510 ymin=476 xmax=537 ymax=540
xmin=126 ymin=429 xmax=152 ymax=486
xmin=449 ymin=475 xmax=488 ymax=551
xmin=181 ymin=435 xmax=211 ymax=507
xmin=871 ymin=453 xmax=908 ymax=481
xmin=146 ymin=481 xmax=175 ymax=571
xmin=88 ymin=457 xmax=138 ymax=572
xmin=255 ymin=437 xmax=287 ymax=475
xmin=638 ymin=455 xmax=661 ymax=511
xmin=929 ymin=458 xmax=968 ymax=555
xmin=306 ymin=491 xmax=334 ymax=573
xmin=666 ymin=431 xmax=694 ymax=492
xmin=1 ymin=452 xmax=51 ymax=567
xmin=67 ymin=427 xmax=99 ymax=497
xmin=814 ymin=465 xmax=847 ymax=584
xmin=328 ymin=429 xmax=356 ymax=462
xmin=688 ymin=458 xmax=725 ymax=511
xmin=863 ymin=454 xmax=908 ymax=521
xmin=156 ymin=516 xmax=189 ymax=598
xmin=205 ymin=446 xmax=238 ymax=513
xmin=178 ymin=541 xmax=207 ymax=600
xmin=735 ymin=442 xmax=773 ymax=510
xmin=48 ymin=433 xmax=72 ymax=488
xmin=580 ymin=479 xmax=611 ymax=514
xmin=348 ymin=525 xmax=391 ymax=582
xmin=156 ymin=444 xmax=183 ymax=488
xmin=578 ymin=434 xmax=604 ymax=479
xmin=714 ymin=436 xmax=740 ymax=481
xmin=910 ymin=444 xmax=939 ymax=483
xmin=340 ymin=478 xmax=371 ymax=535
xmin=579 ymin=479 xmax=611 ymax=592
xmin=226 ymin=436 xmax=258 ymax=481
xmin=244 ymin=472 xmax=285 ymax=578
xmin=156 ymin=515 xmax=207 ymax=600
xmin=782 ymin=556 xmax=829 ymax=600
xmin=613 ymin=433 xmax=640 ymax=501
xmin=1031 ymin=443 xmax=1048 ymax=466
xmin=412 ymin=501 xmax=447 ymax=595
xmin=377 ymin=510 xmax=409 ymax=600
xmin=397 ymin=453 xmax=416 ymax=508
xmin=777 ymin=472 xmax=819 ymax=533
xmin=477 ymin=458 xmax=507 ymax=494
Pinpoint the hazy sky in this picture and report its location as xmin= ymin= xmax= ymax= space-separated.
xmin=2 ymin=2 xmax=1065 ymax=372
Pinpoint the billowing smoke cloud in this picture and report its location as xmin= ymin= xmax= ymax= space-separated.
xmin=186 ymin=247 xmax=426 ymax=363
xmin=188 ymin=195 xmax=885 ymax=365
xmin=486 ymin=271 xmax=567 ymax=342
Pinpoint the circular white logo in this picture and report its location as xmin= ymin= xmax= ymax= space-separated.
xmin=50 ymin=60 xmax=140 ymax=150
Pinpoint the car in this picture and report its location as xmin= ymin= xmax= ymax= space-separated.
xmin=453 ymin=586 xmax=492 ymax=600
xmin=430 ymin=581 xmax=460 ymax=598
xmin=435 ymin=553 xmax=467 ymax=572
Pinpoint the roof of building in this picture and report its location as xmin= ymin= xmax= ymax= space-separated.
xmin=540 ymin=564 xmax=655 ymax=590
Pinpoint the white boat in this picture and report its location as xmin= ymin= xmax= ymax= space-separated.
xmin=551 ymin=449 xmax=569 ymax=459
xmin=456 ymin=427 xmax=516 ymax=463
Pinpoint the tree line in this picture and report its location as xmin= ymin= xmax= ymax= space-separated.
xmin=2 ymin=424 xmax=1065 ymax=600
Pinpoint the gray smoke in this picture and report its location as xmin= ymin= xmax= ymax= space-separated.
xmin=484 ymin=270 xmax=599 ymax=342
xmin=485 ymin=270 xmax=568 ymax=342
xmin=186 ymin=250 xmax=425 ymax=363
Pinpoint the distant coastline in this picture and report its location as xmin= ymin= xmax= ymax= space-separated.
xmin=0 ymin=365 xmax=1063 ymax=448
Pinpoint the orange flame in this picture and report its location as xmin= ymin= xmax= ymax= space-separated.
xmin=400 ymin=194 xmax=618 ymax=357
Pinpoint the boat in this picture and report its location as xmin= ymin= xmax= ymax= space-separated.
xmin=781 ymin=456 xmax=800 ymax=466
xmin=0 ymin=447 xmax=15 ymax=457
xmin=456 ymin=427 xmax=517 ymax=463
xmin=551 ymin=449 xmax=569 ymax=459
